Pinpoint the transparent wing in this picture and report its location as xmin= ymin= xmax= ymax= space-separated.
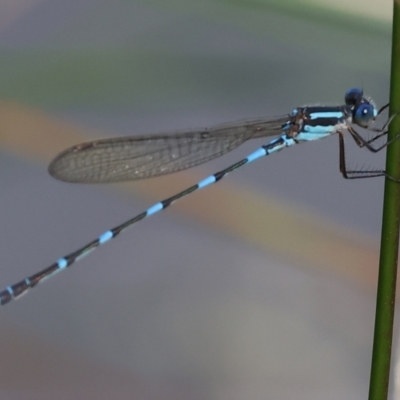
xmin=49 ymin=116 xmax=288 ymax=183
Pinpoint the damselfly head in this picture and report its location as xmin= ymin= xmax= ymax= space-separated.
xmin=345 ymin=88 xmax=377 ymax=128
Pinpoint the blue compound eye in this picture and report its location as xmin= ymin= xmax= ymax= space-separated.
xmin=345 ymin=88 xmax=363 ymax=105
xmin=354 ymin=103 xmax=375 ymax=127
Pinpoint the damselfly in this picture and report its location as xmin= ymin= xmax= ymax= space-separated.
xmin=0 ymin=88 xmax=394 ymax=305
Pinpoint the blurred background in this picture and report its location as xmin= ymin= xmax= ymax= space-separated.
xmin=0 ymin=0 xmax=397 ymax=399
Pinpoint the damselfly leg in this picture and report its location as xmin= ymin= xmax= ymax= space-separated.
xmin=338 ymin=104 xmax=400 ymax=180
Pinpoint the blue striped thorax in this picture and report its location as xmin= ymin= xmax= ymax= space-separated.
xmin=287 ymin=106 xmax=347 ymax=142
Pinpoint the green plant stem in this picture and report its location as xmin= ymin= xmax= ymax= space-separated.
xmin=368 ymin=2 xmax=400 ymax=399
